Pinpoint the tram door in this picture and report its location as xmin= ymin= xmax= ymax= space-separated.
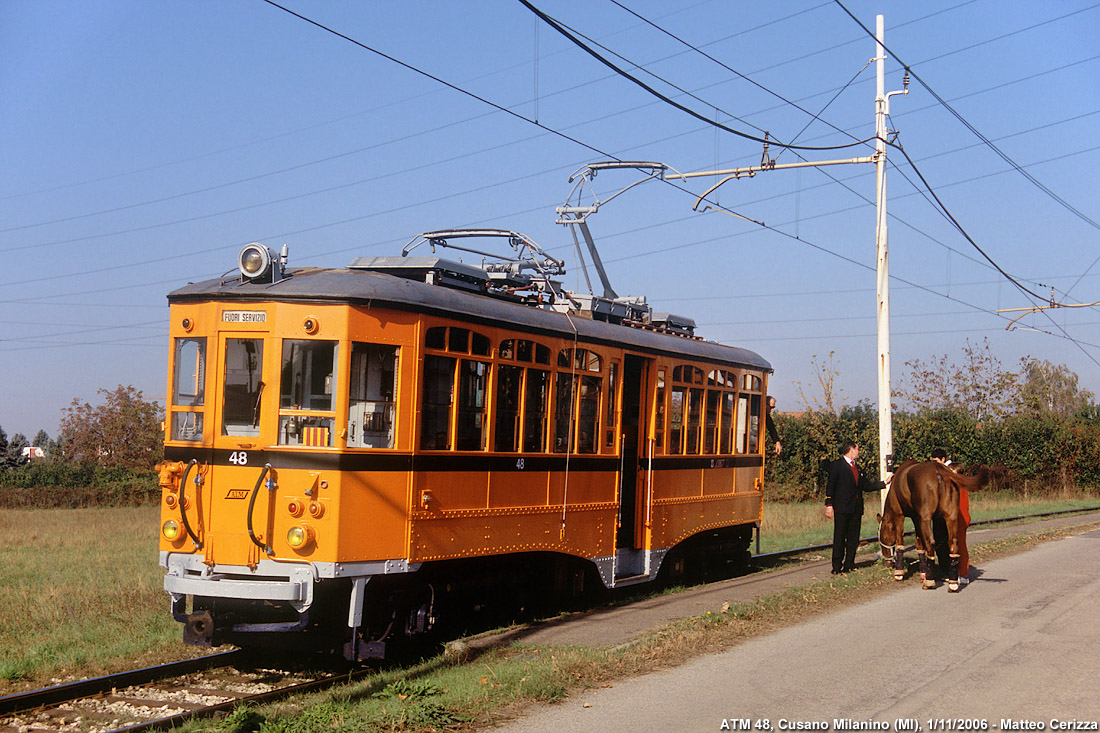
xmin=617 ymin=355 xmax=650 ymax=549
xmin=211 ymin=332 xmax=271 ymax=549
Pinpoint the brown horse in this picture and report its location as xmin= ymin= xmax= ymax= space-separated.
xmin=878 ymin=460 xmax=988 ymax=592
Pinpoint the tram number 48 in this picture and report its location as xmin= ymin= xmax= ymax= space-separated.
xmin=228 ymin=451 xmax=249 ymax=466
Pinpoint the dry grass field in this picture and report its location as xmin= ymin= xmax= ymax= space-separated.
xmin=0 ymin=506 xmax=181 ymax=689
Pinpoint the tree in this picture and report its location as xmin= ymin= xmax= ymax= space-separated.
xmin=894 ymin=338 xmax=1020 ymax=421
xmin=32 ymin=429 xmax=50 ymax=448
xmin=1018 ymin=358 xmax=1094 ymax=417
xmin=4 ymin=433 xmax=29 ymax=469
xmin=58 ymin=385 xmax=164 ymax=469
xmin=796 ymin=351 xmax=845 ymax=415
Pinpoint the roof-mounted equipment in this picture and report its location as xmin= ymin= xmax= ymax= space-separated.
xmin=238 ymin=243 xmax=288 ymax=284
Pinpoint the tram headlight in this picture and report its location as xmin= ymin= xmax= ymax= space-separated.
xmin=287 ymin=524 xmax=315 ymax=549
xmin=162 ymin=520 xmax=181 ymax=541
xmin=237 ymin=243 xmax=283 ymax=282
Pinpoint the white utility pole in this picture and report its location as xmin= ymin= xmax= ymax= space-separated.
xmin=666 ymin=14 xmax=906 ymax=504
xmin=874 ymin=15 xmax=893 ymax=509
xmin=874 ymin=15 xmax=908 ymax=510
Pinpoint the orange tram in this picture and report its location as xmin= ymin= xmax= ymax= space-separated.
xmin=157 ymin=231 xmax=772 ymax=660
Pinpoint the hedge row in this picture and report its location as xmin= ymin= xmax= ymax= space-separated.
xmin=3 ymin=409 xmax=1099 ymax=508
xmin=0 ymin=463 xmax=158 ymax=508
xmin=766 ymin=406 xmax=1100 ymax=502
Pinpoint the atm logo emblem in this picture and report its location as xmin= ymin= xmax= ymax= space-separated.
xmin=225 ymin=489 xmax=250 ymax=499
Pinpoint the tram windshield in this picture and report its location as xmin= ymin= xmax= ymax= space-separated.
xmin=222 ymin=338 xmax=264 ymax=437
xmin=170 ymin=337 xmax=205 ymax=442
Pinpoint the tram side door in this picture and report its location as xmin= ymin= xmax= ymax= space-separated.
xmin=617 ymin=355 xmax=649 ymax=549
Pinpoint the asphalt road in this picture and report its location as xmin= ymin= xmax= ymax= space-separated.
xmin=489 ymin=517 xmax=1100 ymax=732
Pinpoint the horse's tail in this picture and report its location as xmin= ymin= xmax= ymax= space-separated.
xmin=952 ymin=465 xmax=990 ymax=492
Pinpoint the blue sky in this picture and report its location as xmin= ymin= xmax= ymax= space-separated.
xmin=2 ymin=0 xmax=1098 ymax=440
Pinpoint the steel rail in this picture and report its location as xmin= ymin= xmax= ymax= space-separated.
xmin=753 ymin=504 xmax=1100 ymax=564
xmin=0 ymin=649 xmax=246 ymax=716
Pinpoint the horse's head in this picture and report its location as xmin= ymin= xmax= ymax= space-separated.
xmin=877 ymin=511 xmax=901 ymax=558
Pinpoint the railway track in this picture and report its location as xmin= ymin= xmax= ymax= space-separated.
xmin=0 ymin=649 xmax=370 ymax=733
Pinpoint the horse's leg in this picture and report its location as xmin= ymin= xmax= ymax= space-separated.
xmin=917 ymin=515 xmax=937 ymax=589
xmin=893 ymin=545 xmax=905 ymax=580
xmin=945 ymin=511 xmax=961 ymax=592
xmin=947 ymin=556 xmax=961 ymax=592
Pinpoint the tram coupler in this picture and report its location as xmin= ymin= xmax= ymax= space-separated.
xmin=344 ymin=635 xmax=386 ymax=661
xmin=183 ymin=610 xmax=216 ymax=646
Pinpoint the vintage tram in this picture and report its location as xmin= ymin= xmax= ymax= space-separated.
xmin=157 ymin=227 xmax=772 ymax=659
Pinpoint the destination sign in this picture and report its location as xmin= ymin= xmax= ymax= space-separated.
xmin=222 ymin=310 xmax=267 ymax=323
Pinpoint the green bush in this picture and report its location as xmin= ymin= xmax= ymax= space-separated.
xmin=0 ymin=462 xmax=158 ymax=508
xmin=766 ymin=408 xmax=1100 ymax=501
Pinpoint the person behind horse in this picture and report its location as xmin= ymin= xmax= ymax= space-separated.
xmin=825 ymin=441 xmax=890 ymax=574
xmin=930 ymin=448 xmax=971 ymax=586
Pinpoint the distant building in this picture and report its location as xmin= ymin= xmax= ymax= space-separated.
xmin=21 ymin=446 xmax=45 ymax=460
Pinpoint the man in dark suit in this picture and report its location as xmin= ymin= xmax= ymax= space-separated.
xmin=825 ymin=441 xmax=889 ymax=574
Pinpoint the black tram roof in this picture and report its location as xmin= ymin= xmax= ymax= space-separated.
xmin=169 ymin=267 xmax=771 ymax=373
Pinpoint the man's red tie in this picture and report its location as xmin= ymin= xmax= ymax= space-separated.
xmin=850 ymin=462 xmax=859 ymax=484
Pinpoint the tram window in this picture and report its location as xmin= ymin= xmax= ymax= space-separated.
xmin=173 ymin=338 xmax=206 ymax=407
xmin=523 ymin=369 xmax=549 ymax=452
xmin=720 ymin=392 xmax=734 ymax=454
xmin=494 ymin=364 xmax=522 ymax=452
xmin=471 ymin=332 xmax=491 ymax=356
xmin=455 ymin=359 xmax=487 ymax=451
xmin=171 ymin=412 xmax=203 ymax=442
xmin=279 ymin=416 xmax=335 ymax=447
xmin=222 ymin=338 xmax=264 ymax=437
xmin=686 ymin=388 xmax=703 ymax=454
xmin=747 ymin=393 xmax=761 ymax=453
xmin=655 ymin=369 xmax=666 ymax=451
xmin=669 ymin=386 xmax=685 ymax=455
xmin=502 ymin=339 xmax=547 ymax=365
xmin=421 ymin=355 xmax=455 ymax=450
xmin=280 ymin=340 xmax=336 ymax=412
xmin=553 ymin=373 xmax=574 ymax=453
xmin=559 ymin=348 xmax=602 ymax=373
xmin=449 ymin=328 xmax=469 ymax=353
xmin=735 ymin=395 xmax=749 ymax=453
xmin=348 ymin=343 xmax=398 ymax=449
xmin=577 ymin=375 xmax=600 ymax=454
xmin=171 ymin=337 xmax=205 ymax=442
xmin=673 ymin=365 xmax=703 ymax=385
xmin=425 ymin=327 xmax=446 ymax=350
xmin=584 ymin=352 xmax=601 ymax=373
xmin=705 ymin=390 xmax=720 ymax=453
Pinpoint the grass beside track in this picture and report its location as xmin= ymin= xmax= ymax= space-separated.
xmin=2 ymin=493 xmax=1098 ymax=719
xmin=0 ymin=506 xmax=188 ymax=688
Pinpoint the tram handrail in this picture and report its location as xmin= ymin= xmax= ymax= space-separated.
xmin=246 ymin=463 xmax=274 ymax=555
xmin=177 ymin=459 xmax=202 ymax=549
